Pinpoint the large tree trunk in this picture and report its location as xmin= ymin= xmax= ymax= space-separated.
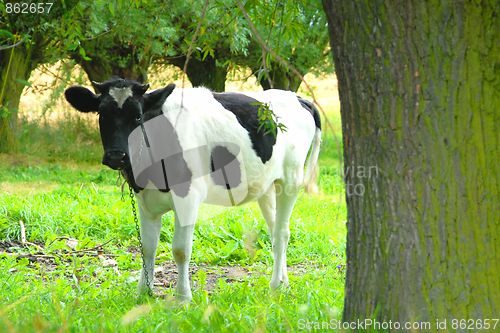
xmin=254 ymin=62 xmax=302 ymax=92
xmin=168 ymin=55 xmax=227 ymax=92
xmin=323 ymin=0 xmax=499 ymax=325
xmin=0 ymin=43 xmax=33 ymax=152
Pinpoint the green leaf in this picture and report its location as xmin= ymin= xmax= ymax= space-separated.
xmin=108 ymin=2 xmax=115 ymax=17
xmin=79 ymin=47 xmax=92 ymax=61
xmin=220 ymin=241 xmax=239 ymax=259
xmin=0 ymin=106 xmax=12 ymax=119
xmin=14 ymin=79 xmax=31 ymax=87
xmin=0 ymin=30 xmax=14 ymax=39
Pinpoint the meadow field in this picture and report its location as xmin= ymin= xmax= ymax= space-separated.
xmin=0 ymin=67 xmax=346 ymax=332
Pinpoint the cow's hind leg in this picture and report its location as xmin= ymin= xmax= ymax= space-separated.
xmin=137 ymin=208 xmax=162 ymax=295
xmin=258 ymin=184 xmax=276 ymax=240
xmin=270 ymin=180 xmax=299 ymax=290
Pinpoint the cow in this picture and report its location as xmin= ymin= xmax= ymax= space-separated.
xmin=64 ymin=78 xmax=321 ymax=301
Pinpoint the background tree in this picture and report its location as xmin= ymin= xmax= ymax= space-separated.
xmin=161 ymin=0 xmax=249 ymax=92
xmin=70 ymin=0 xmax=175 ymax=83
xmin=0 ymin=0 xmax=332 ymax=152
xmin=0 ymin=0 xmax=176 ymax=152
xmin=0 ymin=0 xmax=79 ymax=151
xmin=164 ymin=0 xmax=331 ymax=92
xmin=238 ymin=0 xmax=331 ymax=91
xmin=323 ymin=0 xmax=499 ymax=323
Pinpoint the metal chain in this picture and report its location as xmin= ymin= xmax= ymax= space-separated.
xmin=128 ymin=184 xmax=153 ymax=296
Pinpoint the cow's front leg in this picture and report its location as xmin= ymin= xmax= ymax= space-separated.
xmin=172 ymin=214 xmax=196 ymax=301
xmin=137 ymin=207 xmax=162 ymax=295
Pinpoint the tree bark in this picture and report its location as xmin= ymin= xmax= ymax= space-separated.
xmin=168 ymin=55 xmax=228 ymax=92
xmin=255 ymin=62 xmax=302 ymax=92
xmin=77 ymin=55 xmax=148 ymax=84
xmin=0 ymin=42 xmax=33 ymax=152
xmin=323 ymin=0 xmax=499 ymax=325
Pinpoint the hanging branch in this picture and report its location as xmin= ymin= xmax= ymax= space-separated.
xmin=176 ymin=0 xmax=211 ymax=127
xmin=181 ymin=0 xmax=211 ymax=89
xmin=0 ymin=39 xmax=24 ymax=51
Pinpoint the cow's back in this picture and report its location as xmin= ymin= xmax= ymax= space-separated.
xmin=160 ymin=87 xmax=316 ymax=206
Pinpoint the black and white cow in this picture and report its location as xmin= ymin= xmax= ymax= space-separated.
xmin=64 ymin=78 xmax=321 ymax=300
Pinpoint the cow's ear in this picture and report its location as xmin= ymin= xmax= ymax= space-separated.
xmin=65 ymin=86 xmax=100 ymax=113
xmin=143 ymin=84 xmax=175 ymax=111
xmin=91 ymin=81 xmax=106 ymax=94
xmin=132 ymin=83 xmax=150 ymax=96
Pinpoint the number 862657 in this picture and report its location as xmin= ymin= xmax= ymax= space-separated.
xmin=5 ymin=2 xmax=54 ymax=14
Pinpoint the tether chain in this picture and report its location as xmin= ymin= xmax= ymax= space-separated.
xmin=128 ymin=184 xmax=153 ymax=296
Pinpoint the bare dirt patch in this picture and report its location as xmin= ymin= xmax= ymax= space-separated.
xmin=2 ymin=240 xmax=312 ymax=294
xmin=153 ymin=262 xmax=252 ymax=293
xmin=0 ymin=240 xmax=59 ymax=272
xmin=0 ymin=240 xmax=44 ymax=252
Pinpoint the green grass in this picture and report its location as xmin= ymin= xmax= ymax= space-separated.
xmin=0 ymin=112 xmax=346 ymax=332
xmin=16 ymin=113 xmax=103 ymax=163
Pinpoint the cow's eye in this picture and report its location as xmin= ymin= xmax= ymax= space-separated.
xmin=135 ymin=116 xmax=142 ymax=123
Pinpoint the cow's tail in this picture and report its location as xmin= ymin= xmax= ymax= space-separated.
xmin=298 ymin=96 xmax=322 ymax=193
xmin=297 ymin=96 xmax=321 ymax=193
xmin=304 ymin=127 xmax=322 ymax=193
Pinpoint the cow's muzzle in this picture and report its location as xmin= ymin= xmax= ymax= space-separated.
xmin=102 ymin=151 xmax=127 ymax=170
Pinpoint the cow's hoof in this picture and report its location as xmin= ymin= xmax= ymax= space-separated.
xmin=137 ymin=284 xmax=154 ymax=297
xmin=176 ymin=292 xmax=192 ymax=303
xmin=175 ymin=286 xmax=192 ymax=303
xmin=270 ymin=269 xmax=289 ymax=290
xmin=270 ymin=278 xmax=289 ymax=290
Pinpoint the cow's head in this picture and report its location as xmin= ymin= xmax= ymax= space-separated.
xmin=64 ymin=78 xmax=175 ymax=170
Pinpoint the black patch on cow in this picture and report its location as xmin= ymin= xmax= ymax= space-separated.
xmin=212 ymin=92 xmax=276 ymax=163
xmin=134 ymin=152 xmax=191 ymax=197
xmin=210 ymin=146 xmax=241 ymax=189
xmin=143 ymin=83 xmax=176 ymax=112
xmin=297 ymin=96 xmax=321 ymax=130
xmin=131 ymin=114 xmax=192 ymax=197
xmin=122 ymin=167 xmax=144 ymax=193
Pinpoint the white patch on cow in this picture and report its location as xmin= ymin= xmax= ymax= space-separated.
xmin=109 ymin=87 xmax=133 ymax=108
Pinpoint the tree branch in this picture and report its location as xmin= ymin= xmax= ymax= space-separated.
xmin=181 ymin=0 xmax=211 ymax=87
xmin=0 ymin=39 xmax=23 ymax=51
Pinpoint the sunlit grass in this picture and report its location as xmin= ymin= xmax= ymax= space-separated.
xmin=0 ymin=157 xmax=346 ymax=331
xmin=1 ymin=263 xmax=345 ymax=332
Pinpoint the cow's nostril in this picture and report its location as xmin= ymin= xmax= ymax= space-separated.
xmin=102 ymin=151 xmax=127 ymax=170
xmin=113 ymin=152 xmax=126 ymax=160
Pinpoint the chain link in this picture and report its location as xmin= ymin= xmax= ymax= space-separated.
xmin=129 ymin=184 xmax=153 ymax=296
